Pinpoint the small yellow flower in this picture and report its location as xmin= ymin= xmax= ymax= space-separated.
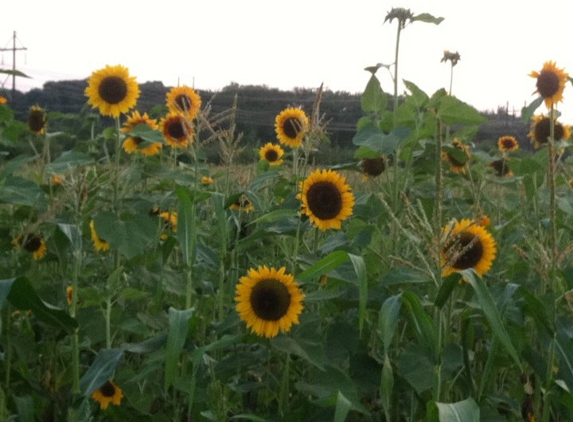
xmin=91 ymin=380 xmax=124 ymax=410
xmin=66 ymin=286 xmax=73 ymax=305
xmin=0 ymin=96 xmax=7 ymax=104
xmin=201 ymin=176 xmax=214 ymax=185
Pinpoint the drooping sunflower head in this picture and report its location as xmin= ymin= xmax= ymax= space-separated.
xmin=442 ymin=139 xmax=470 ymax=174
xmin=489 ymin=158 xmax=513 ymax=177
xmin=91 ymin=380 xmax=124 ymax=410
xmin=230 ymin=196 xmax=254 ymax=213
xmin=166 ymin=86 xmax=202 ymax=119
xmin=360 ymin=156 xmax=386 ymax=179
xmin=384 ymin=7 xmax=414 ymax=28
xmin=235 ymin=266 xmax=304 ymax=338
xmin=85 ymin=65 xmax=140 ymax=118
xmin=259 ymin=142 xmax=284 ymax=165
xmin=529 ymin=61 xmax=568 ymax=109
xmin=275 ymin=107 xmax=309 ymax=148
xmin=498 ymin=135 xmax=519 ymax=152
xmin=160 ymin=113 xmax=194 ymax=148
xmin=28 ymin=105 xmax=47 ymax=135
xmin=441 ymin=218 xmax=497 ymax=277
xmin=13 ymin=234 xmax=47 ymax=260
xmin=297 ymin=169 xmax=355 ymax=231
xmin=440 ymin=50 xmax=461 ymax=67
xmin=121 ymin=110 xmax=162 ymax=156
xmin=90 ymin=220 xmax=110 ymax=252
xmin=528 ymin=114 xmax=571 ymax=148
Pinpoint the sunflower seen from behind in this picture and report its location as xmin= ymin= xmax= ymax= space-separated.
xmin=28 ymin=105 xmax=47 ymax=135
xmin=442 ymin=139 xmax=470 ymax=174
xmin=166 ymin=86 xmax=201 ymax=119
xmin=85 ymin=65 xmax=140 ymax=118
xmin=530 ymin=61 xmax=568 ymax=109
xmin=298 ymin=169 xmax=354 ymax=231
xmin=441 ymin=218 xmax=496 ymax=278
xmin=160 ymin=112 xmax=194 ymax=148
xmin=235 ymin=266 xmax=304 ymax=338
xmin=489 ymin=158 xmax=513 ymax=177
xmin=275 ymin=107 xmax=309 ymax=148
xmin=360 ymin=156 xmax=386 ymax=180
xmin=528 ymin=114 xmax=571 ymax=148
xmin=121 ymin=111 xmax=162 ymax=156
xmin=259 ymin=142 xmax=284 ymax=166
xmin=12 ymin=234 xmax=47 ymax=260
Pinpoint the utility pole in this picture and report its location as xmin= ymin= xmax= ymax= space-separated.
xmin=0 ymin=31 xmax=27 ymax=99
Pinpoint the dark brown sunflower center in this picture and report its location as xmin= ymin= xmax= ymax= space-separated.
xmin=23 ymin=235 xmax=42 ymax=252
xmin=534 ymin=118 xmax=564 ymax=144
xmin=361 ymin=157 xmax=385 ymax=176
xmin=98 ymin=76 xmax=128 ymax=105
xmin=501 ymin=138 xmax=516 ymax=150
xmin=100 ymin=381 xmax=116 ymax=397
xmin=28 ymin=110 xmax=46 ymax=133
xmin=133 ymin=138 xmax=143 ymax=146
xmin=537 ymin=71 xmax=560 ymax=99
xmin=283 ymin=117 xmax=302 ymax=139
xmin=443 ymin=231 xmax=483 ymax=270
xmin=175 ymin=94 xmax=192 ymax=111
xmin=250 ymin=279 xmax=291 ymax=321
xmin=490 ymin=159 xmax=510 ymax=176
xmin=306 ymin=181 xmax=343 ymax=220
xmin=167 ymin=119 xmax=185 ymax=140
xmin=264 ymin=149 xmax=279 ymax=162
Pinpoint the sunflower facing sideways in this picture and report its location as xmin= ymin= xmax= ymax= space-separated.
xmin=275 ymin=107 xmax=309 ymax=148
xmin=121 ymin=111 xmax=162 ymax=156
xmin=442 ymin=139 xmax=470 ymax=174
xmin=85 ymin=65 xmax=140 ymax=118
xmin=528 ymin=114 xmax=571 ymax=148
xmin=235 ymin=266 xmax=304 ymax=338
xmin=28 ymin=105 xmax=47 ymax=135
xmin=166 ymin=86 xmax=202 ymax=119
xmin=160 ymin=112 xmax=194 ymax=148
xmin=12 ymin=233 xmax=47 ymax=260
xmin=441 ymin=218 xmax=497 ymax=278
xmin=298 ymin=169 xmax=355 ymax=231
xmin=530 ymin=61 xmax=568 ymax=109
xmin=259 ymin=142 xmax=284 ymax=165
xmin=91 ymin=380 xmax=124 ymax=410
xmin=489 ymin=158 xmax=513 ymax=177
xmin=90 ymin=220 xmax=110 ymax=252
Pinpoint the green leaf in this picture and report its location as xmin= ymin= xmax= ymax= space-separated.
xmin=401 ymin=291 xmax=437 ymax=353
xmin=333 ymin=391 xmax=352 ymax=422
xmin=14 ymin=396 xmax=34 ymax=422
xmin=403 ymin=80 xmax=430 ymax=108
xmin=397 ymin=348 xmax=435 ymax=394
xmin=434 ymin=274 xmax=459 ymax=309
xmin=436 ymin=96 xmax=486 ymax=126
xmin=380 ymin=353 xmax=394 ymax=421
xmin=462 ymin=270 xmax=521 ymax=369
xmin=46 ymin=151 xmax=94 ymax=174
xmin=297 ymin=250 xmax=350 ymax=281
xmin=0 ymin=175 xmax=47 ymax=208
xmin=248 ymin=208 xmax=298 ymax=225
xmin=175 ymin=186 xmax=196 ymax=267
xmin=352 ymin=125 xmax=411 ymax=156
xmin=79 ymin=348 xmax=124 ymax=396
xmin=412 ymin=13 xmax=445 ymax=24
xmin=348 ymin=253 xmax=367 ymax=334
xmin=382 ymin=268 xmax=432 ymax=285
xmin=0 ymin=154 xmax=34 ymax=179
xmin=379 ymin=294 xmax=402 ymax=352
xmin=122 ymin=333 xmax=168 ymax=354
xmin=434 ymin=397 xmax=480 ymax=422
xmin=521 ymin=97 xmax=544 ymax=123
xmin=127 ymin=123 xmax=165 ymax=143
xmin=0 ymin=277 xmax=77 ymax=332
xmin=165 ymin=307 xmax=193 ymax=389
xmin=270 ymin=335 xmax=325 ymax=370
xmin=361 ymin=75 xmax=387 ymax=113
xmin=57 ymin=223 xmax=82 ymax=250
xmin=0 ymin=69 xmax=30 ymax=78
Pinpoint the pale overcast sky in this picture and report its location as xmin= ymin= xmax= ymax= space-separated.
xmin=4 ymin=0 xmax=573 ymax=120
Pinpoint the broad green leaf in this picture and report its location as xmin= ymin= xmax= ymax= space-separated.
xmin=353 ymin=145 xmax=380 ymax=159
xmin=57 ymin=223 xmax=82 ymax=250
xmin=382 ymin=267 xmax=431 ymax=285
xmin=462 ymin=269 xmax=521 ymax=369
xmin=401 ymin=291 xmax=437 ymax=353
xmin=122 ymin=333 xmax=167 ymax=354
xmin=379 ymin=294 xmax=402 ymax=352
xmin=94 ymin=211 xmax=157 ymax=259
xmin=165 ymin=307 xmax=193 ymax=389
xmin=413 ymin=13 xmax=445 ymax=24
xmin=297 ymin=250 xmax=350 ymax=281
xmin=403 ymin=80 xmax=430 ymax=108
xmin=14 ymin=396 xmax=34 ymax=422
xmin=348 ymin=253 xmax=367 ymax=333
xmin=556 ymin=326 xmax=573 ymax=392
xmin=0 ymin=154 xmax=34 ymax=179
xmin=434 ymin=274 xmax=459 ymax=309
xmin=380 ymin=353 xmax=394 ymax=421
xmin=436 ymin=96 xmax=486 ymax=126
xmin=0 ymin=175 xmax=47 ymax=208
xmin=270 ymin=335 xmax=325 ymax=370
xmin=0 ymin=68 xmax=30 ymax=78
xmin=397 ymin=348 xmax=435 ymax=394
xmin=521 ymin=97 xmax=544 ymax=123
xmin=191 ymin=335 xmax=242 ymax=364
xmin=79 ymin=348 xmax=124 ymax=396
xmin=353 ymin=125 xmax=411 ymax=156
xmin=175 ymin=185 xmax=196 ymax=267
xmin=361 ymin=75 xmax=387 ymax=114
xmin=434 ymin=397 xmax=480 ymax=422
xmin=248 ymin=208 xmax=298 ymax=225
xmin=127 ymin=123 xmax=165 ymax=143
xmin=46 ymin=151 xmax=93 ymax=174
xmin=0 ymin=277 xmax=77 ymax=332
xmin=518 ymin=286 xmax=553 ymax=334
xmin=333 ymin=391 xmax=352 ymax=422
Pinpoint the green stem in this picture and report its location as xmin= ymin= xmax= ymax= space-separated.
xmin=278 ymin=353 xmax=290 ymax=416
xmin=70 ymin=248 xmax=82 ymax=394
xmin=548 ymin=106 xmax=558 ymax=291
xmin=392 ymin=24 xmax=402 ymax=125
xmin=105 ymin=297 xmax=112 ymax=349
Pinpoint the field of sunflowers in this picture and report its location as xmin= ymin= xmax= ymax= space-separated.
xmin=2 ymin=7 xmax=573 ymax=422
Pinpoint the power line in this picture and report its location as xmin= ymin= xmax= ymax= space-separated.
xmin=0 ymin=31 xmax=27 ymax=99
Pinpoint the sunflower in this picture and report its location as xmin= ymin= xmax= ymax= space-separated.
xmin=360 ymin=156 xmax=386 ymax=179
xmin=489 ymin=158 xmax=513 ymax=177
xmin=28 ymin=105 xmax=47 ymax=135
xmin=159 ymin=211 xmax=178 ymax=235
xmin=442 ymin=139 xmax=470 ymax=174
xmin=0 ymin=96 xmax=7 ymax=104
xmin=298 ymin=169 xmax=355 ymax=231
xmin=121 ymin=111 xmax=162 ymax=156
xmin=498 ymin=135 xmax=519 ymax=152
xmin=275 ymin=107 xmax=309 ymax=148
xmin=441 ymin=218 xmax=497 ymax=277
xmin=166 ymin=86 xmax=201 ymax=119
xmin=530 ymin=61 xmax=568 ymax=109
xmin=235 ymin=266 xmax=304 ymax=338
xmin=66 ymin=286 xmax=73 ymax=306
xmin=528 ymin=114 xmax=571 ymax=148
xmin=160 ymin=113 xmax=194 ymax=148
xmin=440 ymin=50 xmax=461 ymax=66
xmin=90 ymin=220 xmax=110 ymax=252
xmin=230 ymin=196 xmax=254 ymax=213
xmin=201 ymin=176 xmax=214 ymax=185
xmin=85 ymin=65 xmax=139 ymax=118
xmin=259 ymin=142 xmax=284 ymax=165
xmin=91 ymin=380 xmax=124 ymax=410
xmin=12 ymin=234 xmax=47 ymax=260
